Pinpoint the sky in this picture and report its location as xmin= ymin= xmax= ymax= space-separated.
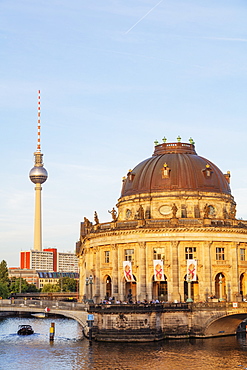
xmin=1 ymin=0 xmax=247 ymax=267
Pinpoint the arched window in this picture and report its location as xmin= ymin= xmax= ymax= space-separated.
xmin=152 ymin=275 xmax=168 ymax=302
xmin=124 ymin=275 xmax=136 ymax=303
xmin=184 ymin=274 xmax=199 ymax=302
xmin=240 ymin=273 xmax=247 ymax=300
xmin=215 ymin=273 xmax=226 ymax=301
xmin=105 ymin=275 xmax=112 ymax=299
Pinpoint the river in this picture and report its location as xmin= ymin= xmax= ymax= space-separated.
xmin=1 ymin=316 xmax=247 ymax=370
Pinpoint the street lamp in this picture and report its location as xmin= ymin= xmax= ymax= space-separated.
xmin=186 ymin=273 xmax=193 ymax=303
xmin=219 ymin=274 xmax=224 ymax=302
xmin=19 ymin=270 xmax=22 ymax=294
xmin=60 ymin=272 xmax=63 ymax=292
xmin=85 ymin=277 xmax=89 ymax=302
xmin=89 ymin=275 xmax=94 ymax=303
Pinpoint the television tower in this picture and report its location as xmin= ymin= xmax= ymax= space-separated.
xmin=29 ymin=90 xmax=48 ymax=251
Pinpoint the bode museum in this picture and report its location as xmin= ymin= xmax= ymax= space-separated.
xmin=76 ymin=138 xmax=247 ymax=304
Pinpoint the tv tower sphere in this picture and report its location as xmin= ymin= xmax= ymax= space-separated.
xmin=29 ymin=156 xmax=48 ymax=184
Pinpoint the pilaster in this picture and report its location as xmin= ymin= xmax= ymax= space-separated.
xmin=112 ymin=244 xmax=119 ymax=299
xmin=138 ymin=242 xmax=146 ymax=301
xmin=171 ymin=241 xmax=181 ymax=302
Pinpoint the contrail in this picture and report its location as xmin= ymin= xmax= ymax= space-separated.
xmin=125 ymin=0 xmax=164 ymax=35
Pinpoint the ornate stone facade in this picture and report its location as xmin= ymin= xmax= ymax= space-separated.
xmin=76 ymin=140 xmax=247 ymax=303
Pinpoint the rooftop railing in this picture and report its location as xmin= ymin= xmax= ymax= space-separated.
xmin=80 ymin=218 xmax=245 ymax=238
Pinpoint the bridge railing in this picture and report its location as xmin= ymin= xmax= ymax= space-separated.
xmin=88 ymin=302 xmax=191 ymax=313
xmin=0 ymin=299 xmax=88 ymax=311
xmin=192 ymin=301 xmax=247 ymax=310
xmin=1 ymin=299 xmax=246 ymax=312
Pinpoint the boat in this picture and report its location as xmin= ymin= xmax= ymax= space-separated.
xmin=17 ymin=325 xmax=34 ymax=335
xmin=31 ymin=313 xmax=46 ymax=318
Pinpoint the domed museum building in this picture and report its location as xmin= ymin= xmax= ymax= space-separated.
xmin=76 ymin=138 xmax=247 ymax=303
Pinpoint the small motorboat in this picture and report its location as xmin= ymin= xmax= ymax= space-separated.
xmin=17 ymin=325 xmax=34 ymax=335
xmin=31 ymin=313 xmax=46 ymax=318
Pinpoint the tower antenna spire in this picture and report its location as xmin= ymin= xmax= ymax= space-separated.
xmin=29 ymin=90 xmax=48 ymax=252
xmin=37 ymin=89 xmax=41 ymax=152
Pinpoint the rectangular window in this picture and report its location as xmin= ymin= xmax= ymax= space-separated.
xmin=125 ymin=249 xmax=134 ymax=262
xmin=216 ymin=247 xmax=225 ymax=260
xmin=153 ymin=248 xmax=165 ymax=260
xmin=105 ymin=251 xmax=110 ymax=263
xmin=185 ymin=247 xmax=196 ymax=260
xmin=240 ymin=248 xmax=245 ymax=261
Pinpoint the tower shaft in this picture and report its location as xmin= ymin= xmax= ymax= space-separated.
xmin=33 ymin=183 xmax=42 ymax=251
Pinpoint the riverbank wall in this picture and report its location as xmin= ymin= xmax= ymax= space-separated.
xmin=88 ymin=302 xmax=247 ymax=342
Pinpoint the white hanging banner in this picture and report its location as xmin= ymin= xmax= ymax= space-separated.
xmin=187 ymin=259 xmax=197 ymax=282
xmin=123 ymin=261 xmax=134 ymax=282
xmin=153 ymin=260 xmax=164 ymax=281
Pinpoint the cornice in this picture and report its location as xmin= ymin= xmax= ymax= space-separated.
xmin=83 ymin=225 xmax=247 ymax=241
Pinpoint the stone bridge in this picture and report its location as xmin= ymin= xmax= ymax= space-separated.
xmin=0 ymin=299 xmax=88 ymax=329
xmin=1 ymin=299 xmax=247 ymax=341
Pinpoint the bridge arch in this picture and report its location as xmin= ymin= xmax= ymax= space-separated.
xmin=0 ymin=304 xmax=88 ymax=330
xmin=204 ymin=313 xmax=247 ymax=337
xmin=48 ymin=309 xmax=88 ymax=327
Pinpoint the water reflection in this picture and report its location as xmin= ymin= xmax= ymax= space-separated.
xmin=1 ymin=316 xmax=247 ymax=370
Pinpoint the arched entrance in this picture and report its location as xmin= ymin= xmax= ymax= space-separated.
xmin=240 ymin=273 xmax=247 ymax=299
xmin=152 ymin=275 xmax=168 ymax=301
xmin=215 ymin=273 xmax=226 ymax=300
xmin=124 ymin=275 xmax=136 ymax=303
xmin=184 ymin=274 xmax=199 ymax=302
xmin=105 ymin=275 xmax=112 ymax=299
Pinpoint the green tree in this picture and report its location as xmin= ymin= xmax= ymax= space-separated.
xmin=41 ymin=283 xmax=60 ymax=293
xmin=0 ymin=282 xmax=9 ymax=298
xmin=9 ymin=278 xmax=38 ymax=294
xmin=58 ymin=277 xmax=77 ymax=292
xmin=25 ymin=283 xmax=39 ymax=293
xmin=0 ymin=260 xmax=9 ymax=284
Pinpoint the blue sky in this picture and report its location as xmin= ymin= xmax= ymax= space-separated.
xmin=1 ymin=0 xmax=247 ymax=267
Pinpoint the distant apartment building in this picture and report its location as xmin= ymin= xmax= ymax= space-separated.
xmin=58 ymin=252 xmax=79 ymax=273
xmin=20 ymin=250 xmax=54 ymax=271
xmin=37 ymin=271 xmax=79 ymax=289
xmin=20 ymin=248 xmax=78 ymax=273
xmin=8 ymin=268 xmax=79 ymax=290
xmin=9 ymin=268 xmax=39 ymax=287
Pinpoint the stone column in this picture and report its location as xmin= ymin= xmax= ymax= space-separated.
xmin=231 ymin=242 xmax=240 ymax=301
xmin=202 ymin=241 xmax=213 ymax=301
xmin=112 ymin=244 xmax=119 ymax=300
xmin=171 ymin=241 xmax=180 ymax=302
xmin=138 ymin=242 xmax=146 ymax=301
xmin=78 ymin=255 xmax=84 ymax=301
xmin=118 ymin=245 xmax=124 ymax=301
xmin=146 ymin=243 xmax=152 ymax=301
xmin=94 ymin=246 xmax=101 ymax=303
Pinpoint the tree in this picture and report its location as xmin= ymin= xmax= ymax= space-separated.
xmin=0 ymin=260 xmax=9 ymax=284
xmin=41 ymin=283 xmax=60 ymax=293
xmin=25 ymin=283 xmax=39 ymax=293
xmin=58 ymin=277 xmax=77 ymax=292
xmin=9 ymin=278 xmax=38 ymax=294
xmin=0 ymin=282 xmax=9 ymax=299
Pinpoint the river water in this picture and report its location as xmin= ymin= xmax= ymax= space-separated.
xmin=1 ymin=316 xmax=247 ymax=370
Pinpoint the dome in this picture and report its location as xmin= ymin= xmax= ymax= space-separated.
xmin=29 ymin=166 xmax=48 ymax=184
xmin=121 ymin=141 xmax=231 ymax=198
